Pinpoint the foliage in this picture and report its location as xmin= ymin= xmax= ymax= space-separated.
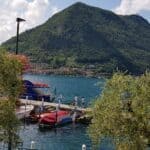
xmin=0 ymin=49 xmax=22 ymax=149
xmin=0 ymin=99 xmax=20 ymax=148
xmin=9 ymin=54 xmax=30 ymax=71
xmin=51 ymin=54 xmax=66 ymax=68
xmin=88 ymin=72 xmax=150 ymax=150
xmin=0 ymin=50 xmax=22 ymax=100
xmin=2 ymin=2 xmax=150 ymax=74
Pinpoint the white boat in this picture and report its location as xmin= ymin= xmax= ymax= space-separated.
xmin=16 ymin=105 xmax=34 ymax=119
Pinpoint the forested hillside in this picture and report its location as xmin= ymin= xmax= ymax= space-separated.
xmin=2 ymin=2 xmax=150 ymax=74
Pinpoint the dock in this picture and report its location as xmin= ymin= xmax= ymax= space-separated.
xmin=19 ymin=99 xmax=92 ymax=113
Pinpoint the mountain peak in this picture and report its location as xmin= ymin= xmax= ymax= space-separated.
xmin=68 ymin=1 xmax=98 ymax=11
xmin=72 ymin=2 xmax=87 ymax=6
xmin=3 ymin=2 xmax=150 ymax=74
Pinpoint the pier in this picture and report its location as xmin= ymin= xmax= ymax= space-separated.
xmin=19 ymin=99 xmax=92 ymax=113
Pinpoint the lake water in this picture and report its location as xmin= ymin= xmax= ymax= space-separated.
xmin=23 ymin=74 xmax=104 ymax=105
xmin=1 ymin=74 xmax=114 ymax=150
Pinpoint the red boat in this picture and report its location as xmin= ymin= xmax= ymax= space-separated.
xmin=25 ymin=105 xmax=56 ymax=123
xmin=39 ymin=110 xmax=73 ymax=129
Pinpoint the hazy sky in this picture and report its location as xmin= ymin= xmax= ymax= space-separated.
xmin=0 ymin=0 xmax=150 ymax=44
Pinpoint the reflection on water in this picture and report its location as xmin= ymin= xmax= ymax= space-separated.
xmin=19 ymin=123 xmax=114 ymax=150
xmin=20 ymin=124 xmax=91 ymax=150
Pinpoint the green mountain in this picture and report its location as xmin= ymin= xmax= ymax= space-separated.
xmin=2 ymin=2 xmax=150 ymax=74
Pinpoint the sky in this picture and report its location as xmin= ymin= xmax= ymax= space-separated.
xmin=0 ymin=0 xmax=150 ymax=44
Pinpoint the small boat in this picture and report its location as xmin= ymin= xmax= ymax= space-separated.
xmin=76 ymin=115 xmax=92 ymax=125
xmin=16 ymin=105 xmax=34 ymax=120
xmin=39 ymin=110 xmax=73 ymax=129
xmin=20 ymin=80 xmax=55 ymax=102
xmin=26 ymin=106 xmax=55 ymax=123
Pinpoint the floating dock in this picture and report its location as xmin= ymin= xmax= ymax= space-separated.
xmin=19 ymin=99 xmax=92 ymax=113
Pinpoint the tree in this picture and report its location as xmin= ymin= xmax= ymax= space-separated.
xmin=51 ymin=55 xmax=66 ymax=68
xmin=0 ymin=51 xmax=22 ymax=100
xmin=0 ymin=50 xmax=22 ymax=150
xmin=88 ymin=72 xmax=150 ymax=150
xmin=0 ymin=100 xmax=20 ymax=149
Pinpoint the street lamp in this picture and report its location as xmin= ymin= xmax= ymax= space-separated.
xmin=16 ymin=17 xmax=26 ymax=55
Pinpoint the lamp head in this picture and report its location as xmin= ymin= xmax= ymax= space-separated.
xmin=16 ymin=17 xmax=26 ymax=22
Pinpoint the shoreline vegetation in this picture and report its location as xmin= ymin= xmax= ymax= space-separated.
xmin=27 ymin=66 xmax=112 ymax=78
xmin=27 ymin=63 xmax=143 ymax=78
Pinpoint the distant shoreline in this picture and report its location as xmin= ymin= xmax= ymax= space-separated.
xmin=26 ymin=67 xmax=111 ymax=78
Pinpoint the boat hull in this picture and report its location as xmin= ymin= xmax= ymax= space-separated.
xmin=39 ymin=110 xmax=73 ymax=129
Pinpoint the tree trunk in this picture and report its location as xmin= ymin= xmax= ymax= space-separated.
xmin=8 ymin=130 xmax=12 ymax=150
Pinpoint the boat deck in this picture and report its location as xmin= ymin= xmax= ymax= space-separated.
xmin=19 ymin=99 xmax=91 ymax=113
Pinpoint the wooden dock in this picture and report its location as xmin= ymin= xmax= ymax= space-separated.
xmin=20 ymin=99 xmax=92 ymax=113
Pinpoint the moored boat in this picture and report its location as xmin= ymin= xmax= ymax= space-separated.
xmin=16 ymin=105 xmax=34 ymax=120
xmin=20 ymin=80 xmax=55 ymax=102
xmin=27 ymin=106 xmax=55 ymax=123
xmin=39 ymin=110 xmax=73 ymax=129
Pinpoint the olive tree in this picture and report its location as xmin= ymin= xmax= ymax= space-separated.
xmin=88 ymin=72 xmax=150 ymax=150
xmin=0 ymin=50 xmax=22 ymax=150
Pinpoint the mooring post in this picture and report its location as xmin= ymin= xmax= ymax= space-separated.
xmin=30 ymin=141 xmax=35 ymax=149
xmin=41 ymin=97 xmax=44 ymax=112
xmin=82 ymin=144 xmax=86 ymax=150
xmin=25 ymin=96 xmax=28 ymax=116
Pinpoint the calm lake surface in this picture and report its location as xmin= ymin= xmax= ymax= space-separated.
xmin=23 ymin=74 xmax=103 ymax=105
xmin=1 ymin=74 xmax=114 ymax=150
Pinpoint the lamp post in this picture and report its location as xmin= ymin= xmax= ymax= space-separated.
xmin=16 ymin=17 xmax=25 ymax=55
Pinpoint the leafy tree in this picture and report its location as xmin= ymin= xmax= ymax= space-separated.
xmin=0 ymin=100 xmax=20 ymax=149
xmin=88 ymin=72 xmax=150 ymax=150
xmin=0 ymin=51 xmax=22 ymax=100
xmin=51 ymin=54 xmax=66 ymax=68
xmin=0 ymin=50 xmax=22 ymax=150
xmin=66 ymin=56 xmax=77 ymax=67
